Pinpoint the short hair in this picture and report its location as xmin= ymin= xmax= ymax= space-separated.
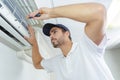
xmin=61 ymin=28 xmax=72 ymax=41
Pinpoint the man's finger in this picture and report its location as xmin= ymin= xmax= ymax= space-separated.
xmin=24 ymin=36 xmax=29 ymax=41
xmin=27 ymin=25 xmax=34 ymax=34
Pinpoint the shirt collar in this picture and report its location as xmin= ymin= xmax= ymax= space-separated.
xmin=67 ymin=42 xmax=78 ymax=56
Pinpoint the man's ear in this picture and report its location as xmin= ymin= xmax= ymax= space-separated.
xmin=65 ymin=31 xmax=70 ymax=36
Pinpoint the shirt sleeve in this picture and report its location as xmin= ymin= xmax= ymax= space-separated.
xmin=81 ymin=26 xmax=108 ymax=54
xmin=41 ymin=55 xmax=62 ymax=73
xmin=41 ymin=58 xmax=55 ymax=73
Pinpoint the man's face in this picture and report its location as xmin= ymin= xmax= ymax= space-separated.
xmin=50 ymin=27 xmax=66 ymax=48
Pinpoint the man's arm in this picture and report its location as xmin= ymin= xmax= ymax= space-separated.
xmin=27 ymin=3 xmax=106 ymax=45
xmin=24 ymin=25 xmax=43 ymax=69
xmin=50 ymin=3 xmax=106 ymax=45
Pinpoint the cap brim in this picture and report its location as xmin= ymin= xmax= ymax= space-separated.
xmin=43 ymin=23 xmax=56 ymax=36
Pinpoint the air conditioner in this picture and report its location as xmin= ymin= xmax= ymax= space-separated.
xmin=0 ymin=0 xmax=45 ymax=63
xmin=0 ymin=0 xmax=32 ymax=51
xmin=0 ymin=0 xmax=44 ymax=50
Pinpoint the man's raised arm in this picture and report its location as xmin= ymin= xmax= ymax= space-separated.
xmin=27 ymin=3 xmax=106 ymax=45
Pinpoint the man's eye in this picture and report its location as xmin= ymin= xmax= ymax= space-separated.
xmin=54 ymin=31 xmax=57 ymax=33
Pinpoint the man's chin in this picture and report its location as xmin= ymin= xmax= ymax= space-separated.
xmin=52 ymin=44 xmax=59 ymax=48
xmin=53 ymin=45 xmax=59 ymax=48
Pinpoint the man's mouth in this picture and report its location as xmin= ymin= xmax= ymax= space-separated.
xmin=51 ymin=39 xmax=57 ymax=42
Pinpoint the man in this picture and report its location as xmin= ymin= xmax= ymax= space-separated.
xmin=25 ymin=3 xmax=114 ymax=80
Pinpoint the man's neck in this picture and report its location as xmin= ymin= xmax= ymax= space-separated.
xmin=60 ymin=41 xmax=73 ymax=57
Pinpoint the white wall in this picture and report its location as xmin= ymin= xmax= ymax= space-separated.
xmin=0 ymin=43 xmax=50 ymax=80
xmin=105 ymin=48 xmax=120 ymax=80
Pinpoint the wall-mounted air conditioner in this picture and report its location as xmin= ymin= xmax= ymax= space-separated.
xmin=0 ymin=0 xmax=45 ymax=63
xmin=0 ymin=1 xmax=31 ymax=51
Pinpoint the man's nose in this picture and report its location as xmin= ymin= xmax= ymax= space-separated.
xmin=50 ymin=34 xmax=53 ymax=39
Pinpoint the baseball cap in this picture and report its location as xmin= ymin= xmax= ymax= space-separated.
xmin=43 ymin=23 xmax=70 ymax=36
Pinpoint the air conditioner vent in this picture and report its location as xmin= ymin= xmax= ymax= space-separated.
xmin=0 ymin=25 xmax=25 ymax=46
xmin=2 ymin=0 xmax=43 ymax=27
xmin=3 ymin=0 xmax=28 ymax=29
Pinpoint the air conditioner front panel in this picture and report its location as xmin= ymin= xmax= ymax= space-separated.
xmin=0 ymin=16 xmax=31 ymax=47
xmin=0 ymin=30 xmax=24 ymax=51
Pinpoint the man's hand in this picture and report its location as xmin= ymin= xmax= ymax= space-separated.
xmin=26 ymin=7 xmax=52 ymax=20
xmin=24 ymin=25 xmax=37 ymax=45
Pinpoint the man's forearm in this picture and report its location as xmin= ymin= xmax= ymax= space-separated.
xmin=49 ymin=3 xmax=106 ymax=23
xmin=32 ymin=40 xmax=43 ymax=69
